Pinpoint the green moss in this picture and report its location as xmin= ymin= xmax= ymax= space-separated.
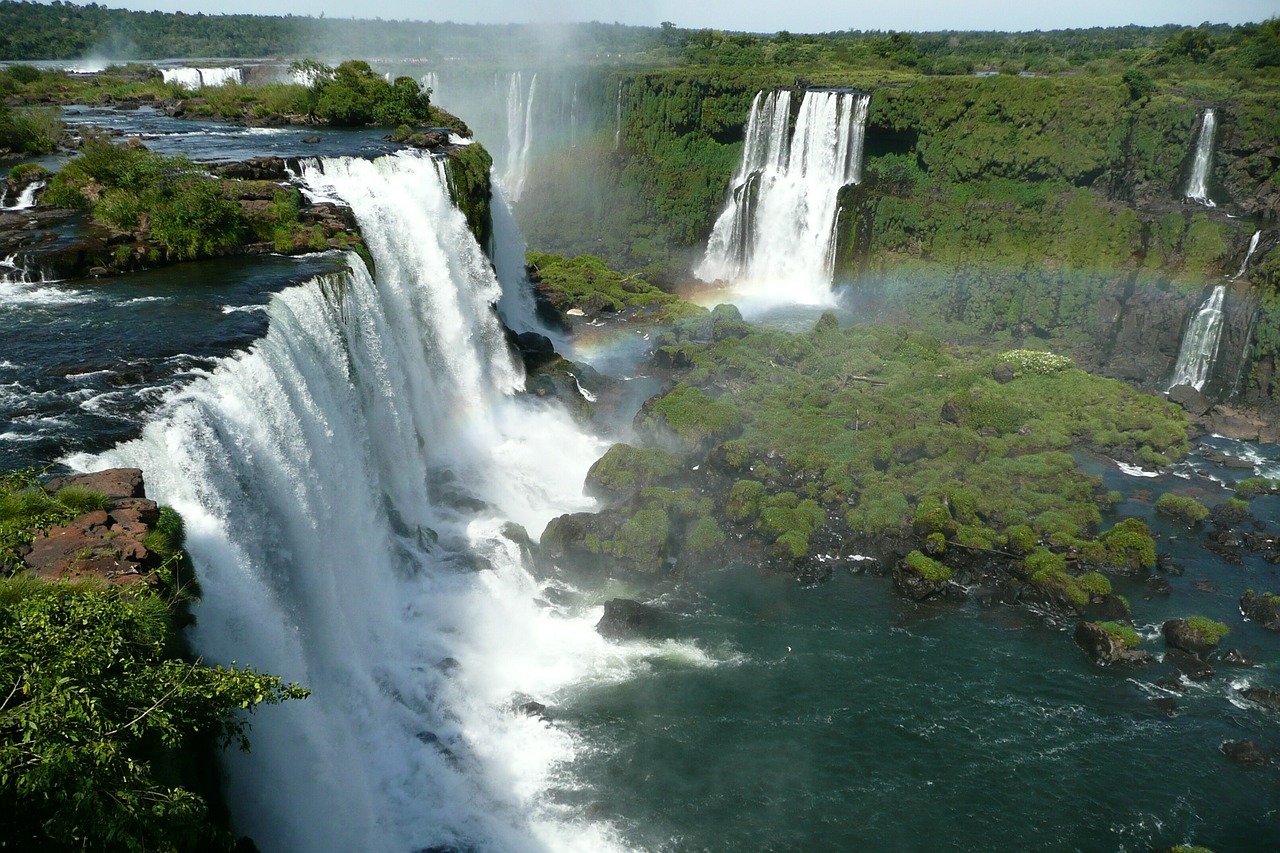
xmin=1184 ymin=615 xmax=1230 ymax=645
xmin=1236 ymin=477 xmax=1275 ymax=499
xmin=528 ymin=251 xmax=700 ymax=320
xmin=444 ymin=143 xmax=493 ymax=247
xmin=640 ymin=384 xmax=743 ymax=451
xmin=1076 ymin=571 xmax=1113 ymax=597
xmin=1098 ymin=620 xmax=1142 ymax=648
xmin=1100 ymin=518 xmax=1156 ymax=571
xmin=905 ymin=549 xmax=952 ymax=583
xmin=1154 ymin=492 xmax=1210 ymax=525
xmin=585 ymin=444 xmax=681 ymax=499
xmin=725 ymin=479 xmax=767 ymax=523
xmin=612 ymin=508 xmax=671 ymax=568
xmin=685 ymin=517 xmax=726 ymax=557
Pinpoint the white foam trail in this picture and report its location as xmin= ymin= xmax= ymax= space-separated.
xmin=70 ymin=151 xmax=681 ymax=853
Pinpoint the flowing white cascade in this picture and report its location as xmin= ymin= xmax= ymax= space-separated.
xmin=613 ymin=81 xmax=623 ymax=150
xmin=161 ymin=67 xmax=243 ymax=89
xmin=1 ymin=179 xmax=43 ymax=211
xmin=422 ymin=71 xmax=440 ymax=98
xmin=695 ymin=90 xmax=870 ymax=311
xmin=502 ymin=72 xmax=538 ymax=203
xmin=1169 ymin=284 xmax=1227 ymax=391
xmin=1185 ymin=108 xmax=1216 ymax=207
xmin=73 ymin=151 xmax=656 ymax=853
xmin=1233 ymin=229 xmax=1262 ymax=280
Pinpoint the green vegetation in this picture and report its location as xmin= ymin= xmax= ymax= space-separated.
xmin=905 ymin=550 xmax=952 ymax=583
xmin=1154 ymin=492 xmax=1211 ymax=525
xmin=1098 ymin=620 xmax=1143 ymax=648
xmin=528 ymin=252 xmax=705 ymax=323
xmin=0 ymin=575 xmax=307 ymax=851
xmin=45 ymin=138 xmax=244 ymax=260
xmin=636 ymin=384 xmax=744 ymax=451
xmin=1183 ymin=615 xmax=1230 ymax=645
xmin=641 ymin=313 xmax=1184 ymax=576
xmin=0 ymin=102 xmax=60 ymax=154
xmin=585 ymin=443 xmax=681 ymax=500
xmin=1 ymin=471 xmax=107 ymax=569
xmin=1236 ymin=477 xmax=1276 ymax=499
xmin=292 ymin=60 xmax=431 ymax=127
xmin=443 ymin=143 xmax=493 ymax=248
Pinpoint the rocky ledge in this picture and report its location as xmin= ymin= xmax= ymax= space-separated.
xmin=17 ymin=468 xmax=170 ymax=587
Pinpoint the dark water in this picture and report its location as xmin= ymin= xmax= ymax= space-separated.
xmin=4 ymin=111 xmax=1280 ymax=852
xmin=0 ymin=252 xmax=347 ymax=470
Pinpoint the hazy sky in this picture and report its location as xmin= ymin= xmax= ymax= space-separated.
xmin=73 ymin=1 xmax=1279 ymax=32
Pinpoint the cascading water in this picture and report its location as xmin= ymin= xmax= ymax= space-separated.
xmin=71 ymin=151 xmax=658 ymax=852
xmin=1234 ymin=229 xmax=1262 ymax=280
xmin=1 ymin=179 xmax=44 ymax=211
xmin=1169 ymin=284 xmax=1226 ymax=391
xmin=613 ymin=81 xmax=623 ymax=150
xmin=695 ymin=89 xmax=870 ymax=310
xmin=1185 ymin=108 xmax=1216 ymax=207
xmin=422 ymin=71 xmax=440 ymax=98
xmin=161 ymin=67 xmax=244 ymax=89
xmin=502 ymin=72 xmax=538 ymax=203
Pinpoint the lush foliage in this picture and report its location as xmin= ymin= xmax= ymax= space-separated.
xmin=45 ymin=138 xmax=245 ymax=260
xmin=0 ymin=102 xmax=60 ymax=154
xmin=0 ymin=471 xmax=106 ymax=570
xmin=0 ymin=575 xmax=308 ymax=851
xmin=905 ymin=550 xmax=952 ymax=583
xmin=585 ymin=443 xmax=681 ymax=500
xmin=1097 ymin=620 xmax=1142 ymax=648
xmin=528 ymin=252 xmax=704 ymax=323
xmin=1183 ymin=615 xmax=1230 ymax=645
xmin=293 ymin=60 xmax=432 ymax=127
xmin=1154 ymin=492 xmax=1210 ymax=525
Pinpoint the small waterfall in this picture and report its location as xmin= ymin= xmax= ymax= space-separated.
xmin=1 ymin=179 xmax=44 ymax=211
xmin=695 ymin=89 xmax=870 ymax=309
xmin=613 ymin=81 xmax=623 ymax=150
xmin=1185 ymin=108 xmax=1217 ymax=207
xmin=160 ymin=66 xmax=243 ymax=89
xmin=422 ymin=71 xmax=440 ymax=97
xmin=502 ymin=72 xmax=538 ymax=203
xmin=1233 ymin=229 xmax=1262 ymax=280
xmin=74 ymin=151 xmax=639 ymax=852
xmin=1169 ymin=284 xmax=1227 ymax=391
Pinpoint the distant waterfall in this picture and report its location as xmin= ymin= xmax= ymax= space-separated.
xmin=502 ymin=71 xmax=538 ymax=203
xmin=695 ymin=89 xmax=871 ymax=309
xmin=161 ymin=66 xmax=243 ymax=89
xmin=76 ymin=151 xmax=638 ymax=853
xmin=613 ymin=81 xmax=623 ymax=150
xmin=1234 ymin=229 xmax=1262 ymax=280
xmin=1169 ymin=285 xmax=1227 ymax=391
xmin=1185 ymin=108 xmax=1216 ymax=207
xmin=422 ymin=71 xmax=440 ymax=98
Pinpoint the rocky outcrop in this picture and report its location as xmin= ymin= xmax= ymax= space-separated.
xmin=1162 ymin=618 xmax=1226 ymax=658
xmin=1073 ymin=621 xmax=1154 ymax=667
xmin=19 ymin=468 xmax=165 ymax=586
xmin=1221 ymin=739 xmax=1270 ymax=768
xmin=595 ymin=598 xmax=661 ymax=639
xmin=1239 ymin=686 xmax=1280 ymax=712
xmin=1241 ymin=590 xmax=1280 ymax=631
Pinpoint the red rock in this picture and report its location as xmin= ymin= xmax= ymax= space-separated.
xmin=45 ymin=468 xmax=145 ymax=500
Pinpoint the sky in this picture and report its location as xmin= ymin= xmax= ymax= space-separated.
xmin=60 ymin=0 xmax=1280 ymax=32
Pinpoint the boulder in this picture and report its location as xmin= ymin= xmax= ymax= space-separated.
xmin=891 ymin=559 xmax=950 ymax=602
xmin=1162 ymin=618 xmax=1225 ymax=658
xmin=45 ymin=468 xmax=144 ymax=500
xmin=596 ymin=598 xmax=660 ymax=639
xmin=1219 ymin=648 xmax=1254 ymax=667
xmin=1240 ymin=686 xmax=1280 ymax=711
xmin=1073 ymin=621 xmax=1154 ymax=667
xmin=1168 ymin=384 xmax=1213 ymax=417
xmin=1241 ymin=590 xmax=1280 ymax=631
xmin=1220 ymin=739 xmax=1270 ymax=768
xmin=1165 ymin=648 xmax=1214 ymax=680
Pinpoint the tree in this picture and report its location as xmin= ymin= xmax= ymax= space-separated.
xmin=0 ymin=576 xmax=308 ymax=851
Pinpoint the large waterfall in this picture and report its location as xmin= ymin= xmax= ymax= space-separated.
xmin=160 ymin=66 xmax=244 ymax=89
xmin=72 ymin=151 xmax=648 ymax=852
xmin=1185 ymin=108 xmax=1216 ymax=207
xmin=1169 ymin=284 xmax=1226 ymax=391
xmin=695 ymin=89 xmax=870 ymax=310
xmin=502 ymin=72 xmax=538 ymax=203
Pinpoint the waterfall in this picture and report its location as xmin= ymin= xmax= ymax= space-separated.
xmin=1234 ymin=229 xmax=1262 ymax=280
xmin=160 ymin=67 xmax=243 ymax=89
xmin=613 ymin=81 xmax=622 ymax=150
xmin=502 ymin=72 xmax=538 ymax=203
xmin=1 ymin=179 xmax=43 ymax=211
xmin=695 ymin=90 xmax=870 ymax=310
xmin=422 ymin=71 xmax=440 ymax=98
xmin=1185 ymin=108 xmax=1216 ymax=207
xmin=72 ymin=151 xmax=640 ymax=852
xmin=1169 ymin=284 xmax=1227 ymax=391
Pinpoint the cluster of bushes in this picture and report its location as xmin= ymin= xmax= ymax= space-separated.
xmin=291 ymin=60 xmax=432 ymax=127
xmin=527 ymin=251 xmax=704 ymax=323
xmin=0 ymin=470 xmax=307 ymax=851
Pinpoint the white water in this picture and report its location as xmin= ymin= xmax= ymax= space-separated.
xmin=503 ymin=72 xmax=538 ymax=203
xmin=696 ymin=90 xmax=870 ymax=313
xmin=422 ymin=71 xmax=440 ymax=99
xmin=1233 ymin=230 xmax=1262 ymax=280
xmin=1185 ymin=108 xmax=1216 ymax=207
xmin=613 ymin=81 xmax=623 ymax=150
xmin=1169 ymin=284 xmax=1226 ymax=391
xmin=68 ymin=151 xmax=694 ymax=852
xmin=161 ymin=66 xmax=244 ymax=89
xmin=1 ymin=179 xmax=44 ymax=211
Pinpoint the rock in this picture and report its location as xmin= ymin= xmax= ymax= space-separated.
xmin=1219 ymin=648 xmax=1254 ymax=667
xmin=1168 ymin=383 xmax=1213 ymax=417
xmin=991 ymin=362 xmax=1015 ymax=384
xmin=1241 ymin=590 xmax=1280 ymax=631
xmin=513 ymin=331 xmax=557 ymax=370
xmin=1150 ymin=697 xmax=1179 ymax=716
xmin=891 ymin=558 xmax=951 ymax=602
xmin=1156 ymin=552 xmax=1183 ymax=575
xmin=596 ymin=598 xmax=660 ymax=639
xmin=45 ymin=467 xmax=144 ymax=500
xmin=1155 ymin=676 xmax=1185 ymax=693
xmin=1073 ymin=621 xmax=1154 ymax=667
xmin=519 ymin=701 xmax=549 ymax=720
xmin=1220 ymin=739 xmax=1270 ymax=768
xmin=1146 ymin=575 xmax=1172 ymax=595
xmin=1162 ymin=618 xmax=1225 ymax=658
xmin=302 ymin=135 xmax=321 ymax=144
xmin=1240 ymin=686 xmax=1280 ymax=711
xmin=1166 ymin=648 xmax=1214 ymax=680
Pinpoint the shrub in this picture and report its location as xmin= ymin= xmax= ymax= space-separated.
xmin=725 ymin=479 xmax=767 ymax=523
xmin=1100 ymin=518 xmax=1156 ymax=571
xmin=1236 ymin=477 xmax=1274 ymax=499
xmin=997 ymin=349 xmax=1074 ymax=376
xmin=685 ymin=517 xmax=726 ymax=557
xmin=1098 ymin=620 xmax=1142 ymax=647
xmin=1076 ymin=571 xmax=1112 ymax=598
xmin=905 ymin=549 xmax=952 ymax=583
xmin=1154 ymin=493 xmax=1209 ymax=525
xmin=1184 ymin=615 xmax=1230 ymax=645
